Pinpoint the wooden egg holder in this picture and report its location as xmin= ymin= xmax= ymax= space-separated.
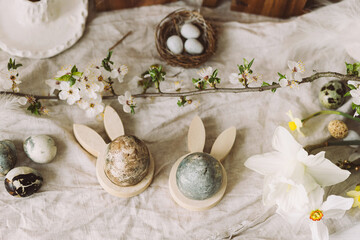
xmin=73 ymin=106 xmax=154 ymax=198
xmin=169 ymin=116 xmax=236 ymax=211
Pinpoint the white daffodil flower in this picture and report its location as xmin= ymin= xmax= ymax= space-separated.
xmin=58 ymin=81 xmax=80 ymax=105
xmin=78 ymin=98 xmax=104 ymax=117
xmin=279 ymin=187 xmax=353 ymax=240
xmin=111 ymin=64 xmax=128 ymax=83
xmin=286 ymin=110 xmax=304 ymax=136
xmin=198 ymin=67 xmax=213 ymax=79
xmin=245 ymin=126 xmax=351 ymax=212
xmin=118 ymin=91 xmax=136 ymax=113
xmin=288 ymin=60 xmax=305 ymax=82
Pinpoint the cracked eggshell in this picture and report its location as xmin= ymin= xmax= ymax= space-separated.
xmin=184 ymin=39 xmax=204 ymax=55
xmin=23 ymin=135 xmax=57 ymax=164
xmin=180 ymin=23 xmax=201 ymax=39
xmin=5 ymin=166 xmax=43 ymax=197
xmin=166 ymin=35 xmax=183 ymax=55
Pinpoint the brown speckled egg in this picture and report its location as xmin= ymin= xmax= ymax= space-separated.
xmin=104 ymin=135 xmax=150 ymax=187
xmin=328 ymin=120 xmax=348 ymax=139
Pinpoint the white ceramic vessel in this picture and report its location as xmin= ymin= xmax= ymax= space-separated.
xmin=0 ymin=0 xmax=88 ymax=58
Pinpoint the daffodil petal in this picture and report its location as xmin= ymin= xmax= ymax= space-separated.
xmin=309 ymin=220 xmax=329 ymax=240
xmin=272 ymin=126 xmax=302 ymax=157
xmin=244 ymin=151 xmax=287 ymax=175
xmin=321 ymin=195 xmax=353 ymax=219
xmin=308 ymin=187 xmax=324 ymax=210
xmin=300 ymin=151 xmax=350 ymax=186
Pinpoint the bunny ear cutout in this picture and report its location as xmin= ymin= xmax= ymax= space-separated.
xmin=210 ymin=127 xmax=236 ymax=162
xmin=73 ymin=124 xmax=107 ymax=158
xmin=187 ymin=115 xmax=206 ymax=153
xmin=104 ymin=106 xmax=125 ymax=141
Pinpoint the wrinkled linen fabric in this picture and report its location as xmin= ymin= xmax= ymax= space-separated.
xmin=1 ymin=0 xmax=360 ymax=239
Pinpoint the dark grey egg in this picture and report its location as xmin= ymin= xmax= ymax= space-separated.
xmin=104 ymin=135 xmax=150 ymax=187
xmin=176 ymin=152 xmax=223 ymax=200
xmin=0 ymin=140 xmax=17 ymax=176
xmin=5 ymin=166 xmax=43 ymax=197
xmin=319 ymin=81 xmax=347 ymax=109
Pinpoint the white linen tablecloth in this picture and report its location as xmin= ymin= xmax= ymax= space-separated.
xmin=1 ymin=0 xmax=360 ymax=239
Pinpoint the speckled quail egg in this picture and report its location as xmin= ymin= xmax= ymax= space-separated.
xmin=104 ymin=135 xmax=150 ymax=187
xmin=328 ymin=120 xmax=348 ymax=139
xmin=166 ymin=35 xmax=183 ymax=55
xmin=5 ymin=166 xmax=43 ymax=197
xmin=176 ymin=152 xmax=223 ymax=200
xmin=184 ymin=39 xmax=204 ymax=55
xmin=0 ymin=140 xmax=17 ymax=176
xmin=319 ymin=81 xmax=347 ymax=109
xmin=180 ymin=23 xmax=201 ymax=39
xmin=23 ymin=135 xmax=57 ymax=163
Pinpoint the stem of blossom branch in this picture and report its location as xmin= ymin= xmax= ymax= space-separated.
xmin=305 ymin=140 xmax=360 ymax=153
xmin=1 ymin=72 xmax=360 ymax=100
xmin=302 ymin=110 xmax=360 ymax=124
xmin=109 ymin=31 xmax=132 ymax=51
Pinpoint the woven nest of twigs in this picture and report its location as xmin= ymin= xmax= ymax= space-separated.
xmin=155 ymin=9 xmax=216 ymax=68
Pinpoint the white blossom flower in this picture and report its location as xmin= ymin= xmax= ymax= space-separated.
xmin=118 ymin=91 xmax=136 ymax=113
xmin=288 ymin=60 xmax=305 ymax=82
xmin=0 ymin=70 xmax=21 ymax=91
xmin=229 ymin=73 xmax=240 ymax=85
xmin=78 ymin=98 xmax=104 ymax=117
xmin=198 ymin=67 xmax=213 ymax=79
xmin=18 ymin=97 xmax=28 ymax=105
xmin=278 ymin=187 xmax=353 ymax=240
xmin=244 ymin=126 xmax=350 ymax=212
xmin=78 ymin=81 xmax=102 ymax=99
xmin=111 ymin=64 xmax=128 ymax=83
xmin=348 ymin=80 xmax=360 ymax=89
xmin=279 ymin=76 xmax=289 ymax=88
xmin=349 ymin=88 xmax=360 ymax=105
xmin=286 ymin=110 xmax=304 ymax=136
xmin=58 ymin=81 xmax=80 ymax=105
xmin=45 ymin=79 xmax=61 ymax=94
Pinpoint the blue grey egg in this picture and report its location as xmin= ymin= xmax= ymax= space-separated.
xmin=0 ymin=140 xmax=17 ymax=176
xmin=23 ymin=135 xmax=57 ymax=163
xmin=176 ymin=152 xmax=223 ymax=200
xmin=319 ymin=81 xmax=347 ymax=109
xmin=5 ymin=166 xmax=43 ymax=197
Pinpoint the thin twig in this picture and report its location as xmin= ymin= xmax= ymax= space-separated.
xmin=108 ymin=31 xmax=132 ymax=51
xmin=1 ymin=72 xmax=360 ymax=100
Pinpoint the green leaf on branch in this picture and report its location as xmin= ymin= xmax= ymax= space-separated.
xmin=177 ymin=97 xmax=187 ymax=107
xmin=102 ymin=51 xmax=114 ymax=72
xmin=261 ymin=82 xmax=270 ymax=87
xmin=261 ymin=81 xmax=277 ymax=93
xmin=55 ymin=75 xmax=71 ymax=81
xmin=7 ymin=58 xmax=22 ymax=70
xmin=192 ymin=78 xmax=206 ymax=90
xmin=27 ymin=101 xmax=42 ymax=115
xmin=346 ymin=62 xmax=360 ymax=77
xmin=344 ymin=92 xmax=351 ymax=97
xmin=348 ymin=84 xmax=356 ymax=90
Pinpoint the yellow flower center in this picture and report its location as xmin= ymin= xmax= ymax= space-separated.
xmin=310 ymin=210 xmax=323 ymax=221
xmin=98 ymin=76 xmax=103 ymax=81
xmin=10 ymin=75 xmax=16 ymax=81
xmin=288 ymin=121 xmax=297 ymax=131
xmin=89 ymin=103 xmax=95 ymax=108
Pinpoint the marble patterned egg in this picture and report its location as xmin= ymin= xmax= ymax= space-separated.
xmin=319 ymin=81 xmax=347 ymax=109
xmin=184 ymin=39 xmax=204 ymax=55
xmin=5 ymin=166 xmax=43 ymax=197
xmin=176 ymin=152 xmax=223 ymax=200
xmin=180 ymin=23 xmax=201 ymax=39
xmin=104 ymin=135 xmax=150 ymax=187
xmin=0 ymin=140 xmax=17 ymax=176
xmin=166 ymin=35 xmax=183 ymax=55
xmin=23 ymin=135 xmax=57 ymax=163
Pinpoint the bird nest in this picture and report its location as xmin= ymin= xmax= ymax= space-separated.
xmin=155 ymin=9 xmax=216 ymax=68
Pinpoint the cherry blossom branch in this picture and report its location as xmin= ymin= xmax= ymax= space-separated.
xmin=1 ymin=71 xmax=359 ymax=100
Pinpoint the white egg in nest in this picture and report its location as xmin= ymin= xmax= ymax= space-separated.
xmin=166 ymin=35 xmax=183 ymax=55
xmin=184 ymin=39 xmax=204 ymax=55
xmin=23 ymin=135 xmax=57 ymax=164
xmin=180 ymin=23 xmax=201 ymax=39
